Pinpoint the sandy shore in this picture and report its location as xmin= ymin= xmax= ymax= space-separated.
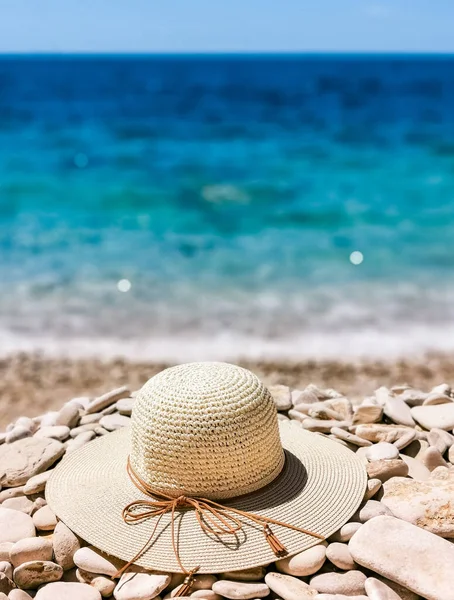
xmin=1 ymin=352 xmax=454 ymax=427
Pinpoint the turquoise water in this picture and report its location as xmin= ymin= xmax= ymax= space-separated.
xmin=1 ymin=55 xmax=454 ymax=359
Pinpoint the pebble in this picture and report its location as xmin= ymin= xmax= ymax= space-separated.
xmin=65 ymin=431 xmax=96 ymax=454
xmin=365 ymin=577 xmax=407 ymax=600
xmin=0 ymin=573 xmax=14 ymax=595
xmin=308 ymin=404 xmax=343 ymax=421
xmin=366 ymin=459 xmax=408 ymax=482
xmin=423 ymin=392 xmax=452 ymax=405
xmin=421 ymin=446 xmax=448 ymax=471
xmin=302 ymin=420 xmax=350 ymax=433
xmin=73 ymin=547 xmax=126 ymax=577
xmin=364 ymin=478 xmax=382 ymax=500
xmin=0 ymin=561 xmax=12 ymax=580
xmin=0 ymin=543 xmax=13 ymax=561
xmin=325 ymin=543 xmax=355 ymax=570
xmin=55 ymin=404 xmax=80 ymax=429
xmin=268 ymin=385 xmax=292 ymax=411
xmin=13 ymin=560 xmax=63 ymax=589
xmin=383 ymin=396 xmax=415 ymax=427
xmin=69 ymin=424 xmax=98 ymax=438
xmin=0 ymin=438 xmax=64 ymax=487
xmin=355 ymin=424 xmax=413 ymax=444
xmin=292 ymin=389 xmax=319 ymax=405
xmin=77 ymin=568 xmax=116 ymax=596
xmin=2 ymin=496 xmax=34 ymax=515
xmin=365 ymin=442 xmax=399 ymax=461
xmin=411 ymin=403 xmax=454 ymax=431
xmin=35 ymin=581 xmax=102 ymax=599
xmin=399 ymin=454 xmax=431 ymax=481
xmin=349 ymin=515 xmax=454 ymax=600
xmin=9 ymin=590 xmax=35 ymax=600
xmin=353 ymin=405 xmax=383 ymax=424
xmin=113 ymin=569 xmax=171 ymax=600
xmin=315 ymin=596 xmax=368 ymax=600
xmin=427 ymin=428 xmax=453 ymax=454
xmin=23 ymin=471 xmax=52 ymax=495
xmin=212 ymin=580 xmax=270 ymax=599
xmin=0 ymin=508 xmax=35 ymax=544
xmin=358 ymin=500 xmax=393 ymax=522
xmin=382 ymin=469 xmax=454 ymax=536
xmin=34 ymin=426 xmax=70 ymax=442
xmin=276 ymin=544 xmax=326 ymax=576
xmin=264 ymin=573 xmax=316 ymax=600
xmin=393 ymin=430 xmax=416 ymax=450
xmin=53 ymin=521 xmax=81 ymax=570
xmin=10 ymin=537 xmax=53 ymax=567
xmin=85 ymin=387 xmax=130 ymax=415
xmin=330 ymin=428 xmax=372 ymax=447
xmin=116 ymin=399 xmax=134 ymax=416
xmin=6 ymin=428 xmax=32 ymax=444
xmin=98 ymin=414 xmax=131 ymax=431
xmin=309 ymin=572 xmax=366 ymax=596
xmin=221 ymin=568 xmax=265 ymax=581
xmin=80 ymin=413 xmax=102 ymax=425
xmin=192 ymin=591 xmax=222 ymax=600
xmin=170 ymin=574 xmax=217 ymax=595
xmin=32 ymin=506 xmax=57 ymax=531
xmin=328 ymin=522 xmax=362 ymax=543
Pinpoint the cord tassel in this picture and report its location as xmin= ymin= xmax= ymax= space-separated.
xmin=174 ymin=570 xmax=199 ymax=597
xmin=264 ymin=524 xmax=288 ymax=558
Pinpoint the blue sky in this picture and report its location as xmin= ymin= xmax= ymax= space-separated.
xmin=0 ymin=0 xmax=453 ymax=53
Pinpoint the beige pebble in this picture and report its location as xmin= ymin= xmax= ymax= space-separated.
xmin=113 ymin=568 xmax=171 ymax=600
xmin=315 ymin=596 xmax=368 ymax=600
xmin=55 ymin=404 xmax=80 ymax=429
xmin=393 ymin=430 xmax=416 ymax=450
xmin=358 ymin=500 xmax=393 ymax=522
xmin=212 ymin=580 xmax=270 ymax=599
xmin=32 ymin=506 xmax=57 ymax=531
xmin=365 ymin=443 xmax=399 ymax=461
xmin=366 ymin=576 xmax=419 ymax=600
xmin=364 ymin=478 xmax=382 ymax=500
xmin=35 ymin=581 xmax=102 ymax=599
xmin=73 ymin=547 xmax=126 ymax=577
xmin=191 ymin=591 xmax=223 ymax=600
xmin=10 ymin=537 xmax=53 ymax=567
xmin=13 ymin=560 xmax=63 ymax=589
xmin=98 ymin=414 xmax=131 ymax=432
xmin=2 ymin=497 xmax=34 ymax=515
xmin=264 ymin=573 xmax=316 ymax=600
xmin=0 ymin=487 xmax=25 ymax=503
xmin=221 ymin=568 xmax=265 ymax=581
xmin=330 ymin=428 xmax=372 ymax=447
xmin=399 ymin=454 xmax=431 ymax=481
xmin=0 ymin=544 xmax=13 ymax=562
xmin=0 ymin=561 xmax=12 ymax=580
xmin=6 ymin=428 xmax=32 ymax=444
xmin=0 ymin=508 xmax=35 ymax=544
xmin=349 ymin=515 xmax=454 ymax=600
xmin=276 ymin=544 xmax=326 ymax=576
xmin=421 ymin=446 xmax=448 ymax=471
xmin=328 ymin=522 xmax=362 ymax=543
xmin=427 ymin=428 xmax=453 ymax=454
xmin=302 ymin=420 xmax=350 ymax=433
xmin=365 ymin=577 xmax=405 ymax=600
xmin=116 ymin=399 xmax=134 ymax=416
xmin=85 ymin=387 xmax=130 ymax=415
xmin=23 ymin=471 xmax=52 ymax=496
xmin=268 ymin=385 xmax=292 ymax=411
xmin=309 ymin=572 xmax=366 ymax=596
xmin=53 ymin=521 xmax=81 ymax=571
xmin=325 ymin=543 xmax=355 ymax=570
xmin=423 ymin=393 xmax=452 ymax=406
xmin=366 ymin=459 xmax=408 ymax=482
xmin=0 ymin=438 xmax=64 ymax=487
xmin=76 ymin=568 xmax=116 ymax=596
xmin=65 ymin=431 xmax=96 ymax=454
xmin=411 ymin=403 xmax=454 ymax=431
xmin=383 ymin=396 xmax=415 ymax=427
xmin=69 ymin=424 xmax=98 ymax=438
xmin=80 ymin=413 xmax=102 ymax=425
xmin=356 ymin=425 xmax=413 ymax=444
xmin=9 ymin=589 xmax=35 ymax=600
xmin=353 ymin=405 xmax=383 ymax=424
xmin=34 ymin=426 xmax=70 ymax=442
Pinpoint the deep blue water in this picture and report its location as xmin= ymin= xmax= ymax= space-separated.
xmin=1 ymin=54 xmax=454 ymax=359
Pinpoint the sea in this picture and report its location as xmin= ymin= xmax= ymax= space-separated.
xmin=1 ymin=54 xmax=454 ymax=361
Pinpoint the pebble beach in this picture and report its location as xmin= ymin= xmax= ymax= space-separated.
xmin=2 ymin=371 xmax=454 ymax=598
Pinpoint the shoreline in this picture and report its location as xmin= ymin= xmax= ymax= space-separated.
xmin=2 ymin=351 xmax=454 ymax=427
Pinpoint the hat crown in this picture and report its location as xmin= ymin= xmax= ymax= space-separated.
xmin=130 ymin=362 xmax=284 ymax=500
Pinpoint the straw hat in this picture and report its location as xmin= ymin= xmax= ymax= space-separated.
xmin=47 ymin=362 xmax=366 ymax=575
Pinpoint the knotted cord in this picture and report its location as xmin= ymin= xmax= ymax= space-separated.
xmin=115 ymin=457 xmax=324 ymax=591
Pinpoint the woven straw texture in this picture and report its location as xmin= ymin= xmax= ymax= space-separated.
xmin=130 ymin=362 xmax=284 ymax=499
xmin=47 ymin=363 xmax=367 ymax=573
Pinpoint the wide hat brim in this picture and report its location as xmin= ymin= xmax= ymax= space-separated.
xmin=46 ymin=421 xmax=367 ymax=573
